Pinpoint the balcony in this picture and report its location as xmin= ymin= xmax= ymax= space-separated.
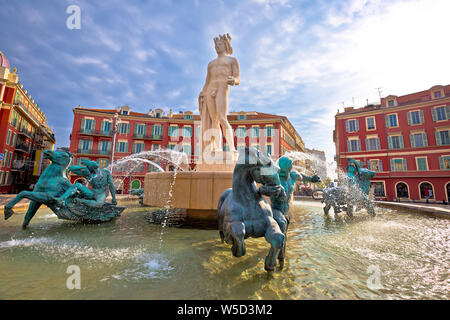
xmin=77 ymin=148 xmax=112 ymax=156
xmin=15 ymin=144 xmax=30 ymax=153
xmin=18 ymin=128 xmax=34 ymax=139
xmin=133 ymin=133 xmax=163 ymax=140
xmin=79 ymin=128 xmax=113 ymax=137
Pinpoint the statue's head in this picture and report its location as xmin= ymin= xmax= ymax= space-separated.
xmin=43 ymin=150 xmax=73 ymax=168
xmin=214 ymin=33 xmax=233 ymax=55
xmin=277 ymin=156 xmax=293 ymax=177
xmin=81 ymin=158 xmax=99 ymax=171
xmin=236 ymin=147 xmax=280 ymax=185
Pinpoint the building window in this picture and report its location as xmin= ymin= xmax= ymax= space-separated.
xmin=182 ymin=126 xmax=192 ymax=138
xmin=152 ymin=124 xmax=162 ymax=137
xmin=82 ymin=118 xmax=95 ymax=133
xmin=436 ymin=129 xmax=450 ymax=145
xmin=134 ymin=124 xmax=146 ymax=137
xmin=416 ymin=157 xmax=428 ymax=171
xmin=366 ymin=117 xmax=375 ymax=130
xmin=118 ymin=123 xmax=130 ymax=134
xmin=365 ymin=137 xmax=380 ymax=151
xmin=152 ymin=144 xmax=160 ymax=151
xmin=79 ymin=139 xmax=93 ymax=151
xmin=345 ymin=119 xmax=359 ymax=133
xmin=432 ymin=106 xmax=449 ymax=121
xmin=99 ymin=141 xmax=111 ymax=153
xmin=167 ymin=143 xmax=177 ymax=150
xmin=407 ymin=110 xmax=423 ymax=125
xmin=132 ymin=142 xmax=144 ymax=154
xmin=388 ymin=100 xmax=395 ymax=107
xmin=420 ymin=182 xmax=434 ymax=199
xmin=265 ymin=144 xmax=273 ymax=156
xmin=265 ymin=125 xmax=274 ymax=137
xmin=439 ymin=156 xmax=450 ymax=170
xmin=131 ymin=179 xmax=141 ymax=190
xmin=183 ymin=114 xmax=193 ymax=120
xmin=237 ymin=114 xmax=247 ymax=120
xmin=251 ymin=126 xmax=260 ymax=138
xmin=6 ymin=130 xmax=11 ymax=145
xmin=236 ymin=126 xmax=247 ymax=138
xmin=347 ymin=139 xmax=361 ymax=152
xmin=410 ymin=132 xmax=427 ymax=148
xmin=385 ymin=114 xmax=398 ymax=128
xmin=396 ymin=183 xmax=409 ymax=198
xmin=371 ymin=182 xmax=385 ymax=197
xmin=391 ymin=158 xmax=407 ymax=171
xmin=101 ymin=120 xmax=112 ymax=133
xmin=168 ymin=125 xmax=178 ymax=138
xmin=11 ymin=133 xmax=16 ymax=147
xmin=368 ymin=159 xmax=382 ymax=172
xmin=388 ymin=135 xmax=404 ymax=149
xmin=97 ymin=159 xmax=109 ymax=169
xmin=433 ymin=91 xmax=442 ymax=99
xmin=116 ymin=142 xmax=128 ymax=153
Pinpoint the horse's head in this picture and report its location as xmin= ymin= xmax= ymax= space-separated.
xmin=236 ymin=147 xmax=280 ymax=185
xmin=43 ymin=150 xmax=73 ymax=168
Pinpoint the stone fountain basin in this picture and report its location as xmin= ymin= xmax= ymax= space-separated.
xmin=144 ymin=171 xmax=233 ymax=220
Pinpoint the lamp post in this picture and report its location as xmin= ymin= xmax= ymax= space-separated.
xmin=110 ymin=112 xmax=121 ymax=173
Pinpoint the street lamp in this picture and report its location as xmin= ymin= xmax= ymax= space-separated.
xmin=110 ymin=112 xmax=121 ymax=173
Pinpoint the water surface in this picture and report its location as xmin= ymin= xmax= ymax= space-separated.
xmin=0 ymin=202 xmax=448 ymax=299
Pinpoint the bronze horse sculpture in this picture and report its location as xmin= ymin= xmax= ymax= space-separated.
xmin=4 ymin=150 xmax=124 ymax=229
xmin=217 ymin=147 xmax=288 ymax=273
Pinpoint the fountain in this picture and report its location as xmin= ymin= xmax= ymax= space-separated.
xmin=143 ymin=33 xmax=241 ymax=222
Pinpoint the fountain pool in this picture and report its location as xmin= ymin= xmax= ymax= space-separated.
xmin=0 ymin=201 xmax=448 ymax=299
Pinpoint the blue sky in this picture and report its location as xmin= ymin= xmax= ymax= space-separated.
xmin=1 ymin=0 xmax=449 ymax=165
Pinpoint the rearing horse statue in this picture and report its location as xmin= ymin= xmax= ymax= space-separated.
xmin=217 ymin=147 xmax=287 ymax=273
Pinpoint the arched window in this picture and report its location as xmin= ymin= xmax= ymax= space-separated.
xmin=131 ymin=179 xmax=141 ymax=190
xmin=396 ymin=182 xmax=409 ymax=198
xmin=420 ymin=182 xmax=434 ymax=199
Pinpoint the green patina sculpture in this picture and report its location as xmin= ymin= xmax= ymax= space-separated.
xmin=130 ymin=188 xmax=144 ymax=205
xmin=322 ymin=158 xmax=376 ymax=217
xmin=217 ymin=147 xmax=287 ymax=273
xmin=3 ymin=150 xmax=124 ymax=229
xmin=269 ymin=156 xmax=320 ymax=267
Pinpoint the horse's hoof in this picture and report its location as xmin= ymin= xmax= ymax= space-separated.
xmin=278 ymin=259 xmax=285 ymax=270
xmin=22 ymin=223 xmax=28 ymax=230
xmin=4 ymin=207 xmax=14 ymax=220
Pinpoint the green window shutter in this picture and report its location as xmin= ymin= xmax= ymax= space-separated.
xmin=385 ymin=115 xmax=390 ymax=128
xmin=407 ymin=112 xmax=412 ymax=125
xmin=92 ymin=120 xmax=96 ymax=131
xmin=365 ymin=139 xmax=369 ymax=151
xmin=446 ymin=106 xmax=450 ymax=120
xmin=379 ymin=160 xmax=383 ymax=172
xmin=435 ymin=131 xmax=441 ymax=146
xmin=388 ymin=136 xmax=393 ymax=149
xmin=81 ymin=118 xmax=86 ymax=130
xmin=357 ymin=140 xmax=361 ymax=151
xmin=390 ymin=159 xmax=394 ymax=171
xmin=355 ymin=120 xmax=359 ymax=132
xmin=345 ymin=120 xmax=350 ymax=132
xmin=127 ymin=123 xmax=130 ymax=134
xmin=347 ymin=140 xmax=351 ymax=152
xmin=410 ymin=134 xmax=415 ymax=148
xmin=439 ymin=156 xmax=444 ymax=170
xmin=431 ymin=108 xmax=437 ymax=121
xmin=399 ymin=136 xmax=404 ymax=148
xmin=402 ymin=159 xmax=407 ymax=171
xmin=376 ymin=138 xmax=380 ymax=150
xmin=422 ymin=133 xmax=428 ymax=146
xmin=134 ymin=124 xmax=138 ymax=136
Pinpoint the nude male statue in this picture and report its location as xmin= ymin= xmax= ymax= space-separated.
xmin=55 ymin=159 xmax=117 ymax=207
xmin=199 ymin=33 xmax=240 ymax=155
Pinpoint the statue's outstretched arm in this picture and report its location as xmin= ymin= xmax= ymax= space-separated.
xmin=69 ymin=165 xmax=91 ymax=177
xmin=107 ymin=171 xmax=117 ymax=204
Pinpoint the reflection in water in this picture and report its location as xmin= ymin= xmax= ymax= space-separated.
xmin=0 ymin=202 xmax=448 ymax=299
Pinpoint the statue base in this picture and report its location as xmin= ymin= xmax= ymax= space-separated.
xmin=195 ymin=150 xmax=238 ymax=172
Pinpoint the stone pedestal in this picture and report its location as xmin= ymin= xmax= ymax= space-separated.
xmin=143 ymin=171 xmax=233 ymax=221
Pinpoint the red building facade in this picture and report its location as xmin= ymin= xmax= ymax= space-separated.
xmin=334 ymin=85 xmax=450 ymax=203
xmin=69 ymin=106 xmax=305 ymax=194
xmin=0 ymin=51 xmax=56 ymax=194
